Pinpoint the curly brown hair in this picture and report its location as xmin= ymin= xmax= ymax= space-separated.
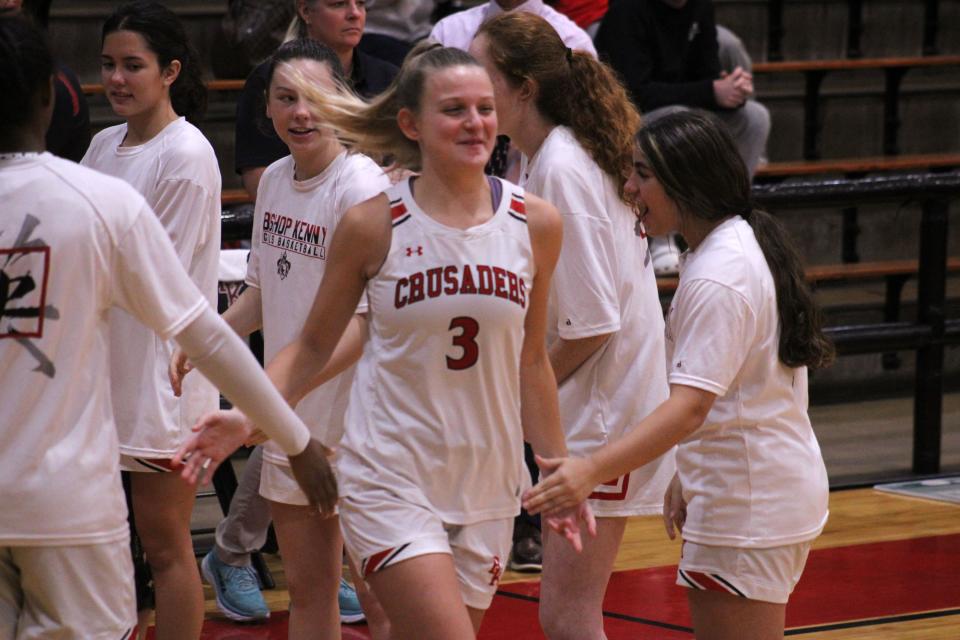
xmin=476 ymin=12 xmax=640 ymax=202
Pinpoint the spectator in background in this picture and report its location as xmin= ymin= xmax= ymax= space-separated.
xmin=235 ymin=0 xmax=398 ymax=200
xmin=550 ymin=0 xmax=607 ymax=39
xmin=359 ymin=0 xmax=436 ymax=66
xmin=430 ymin=0 xmax=596 ymax=57
xmin=597 ymin=0 xmax=769 ymax=275
xmin=1 ymin=0 xmax=91 ymax=161
xmin=213 ymin=0 xmax=295 ymax=78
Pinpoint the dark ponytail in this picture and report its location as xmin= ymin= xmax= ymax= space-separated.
xmin=742 ymin=208 xmax=835 ymax=369
xmin=102 ymin=1 xmax=207 ymax=123
xmin=637 ymin=110 xmax=835 ymax=370
xmin=476 ymin=12 xmax=640 ymax=202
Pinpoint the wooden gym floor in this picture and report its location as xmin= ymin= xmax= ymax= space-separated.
xmin=168 ymin=488 xmax=960 ymax=639
xmin=155 ymin=393 xmax=960 ymax=639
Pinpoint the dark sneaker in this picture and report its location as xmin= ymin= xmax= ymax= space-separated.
xmin=508 ymin=527 xmax=543 ymax=572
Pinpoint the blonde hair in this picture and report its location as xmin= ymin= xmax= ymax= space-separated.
xmin=291 ymin=40 xmax=481 ymax=170
xmin=284 ymin=0 xmax=311 ymax=43
xmin=477 ymin=12 xmax=641 ymax=202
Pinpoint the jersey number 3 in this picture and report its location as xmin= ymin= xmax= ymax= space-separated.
xmin=447 ymin=316 xmax=479 ymax=370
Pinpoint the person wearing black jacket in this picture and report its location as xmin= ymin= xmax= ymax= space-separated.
xmin=596 ymin=0 xmax=769 ymax=275
xmin=597 ymin=0 xmax=768 ymax=175
xmin=234 ymin=0 xmax=398 ymax=201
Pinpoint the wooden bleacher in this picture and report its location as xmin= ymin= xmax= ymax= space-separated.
xmin=752 ymin=54 xmax=960 ymax=160
xmin=655 ymin=257 xmax=960 ymax=296
xmin=80 ymin=79 xmax=246 ymax=95
xmin=757 ymin=153 xmax=960 ymax=179
xmin=753 ymin=54 xmax=960 ymax=74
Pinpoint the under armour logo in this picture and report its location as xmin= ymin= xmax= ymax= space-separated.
xmin=406 ymin=246 xmax=423 ymax=257
xmin=488 ymin=556 xmax=502 ymax=586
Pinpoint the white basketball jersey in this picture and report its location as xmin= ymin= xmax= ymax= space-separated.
xmin=337 ymin=177 xmax=533 ymax=524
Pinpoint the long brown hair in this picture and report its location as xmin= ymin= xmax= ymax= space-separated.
xmin=291 ymin=41 xmax=480 ymax=169
xmin=476 ymin=11 xmax=640 ymax=201
xmin=637 ymin=110 xmax=835 ymax=370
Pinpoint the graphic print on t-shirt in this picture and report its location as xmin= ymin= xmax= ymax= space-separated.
xmin=1 ymin=215 xmax=59 ymax=377
xmin=277 ymin=251 xmax=291 ymax=280
xmin=262 ymin=210 xmax=329 ymax=260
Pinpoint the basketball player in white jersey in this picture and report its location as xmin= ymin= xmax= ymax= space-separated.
xmin=469 ymin=13 xmax=677 ymax=639
xmin=78 ymin=3 xmax=221 ymax=636
xmin=171 ymin=39 xmax=391 ymax=639
xmin=0 ymin=15 xmax=333 ymax=639
xmin=525 ymin=111 xmax=835 ymax=640
xmin=187 ymin=43 xmax=595 ymax=639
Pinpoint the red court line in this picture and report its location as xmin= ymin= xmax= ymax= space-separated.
xmin=492 ymin=533 xmax=960 ymax=636
xmin=146 ymin=614 xmax=373 ymax=639
xmin=787 ymin=533 xmax=960 ymax=626
xmin=180 ymin=533 xmax=960 ymax=639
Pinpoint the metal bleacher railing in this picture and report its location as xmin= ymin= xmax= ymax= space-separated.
xmin=221 ymin=171 xmax=960 ymax=479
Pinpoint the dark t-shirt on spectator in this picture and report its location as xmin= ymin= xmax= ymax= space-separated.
xmin=47 ymin=64 xmax=91 ymax=162
xmin=596 ymin=0 xmax=721 ymax=113
xmin=235 ymin=49 xmax=398 ymax=174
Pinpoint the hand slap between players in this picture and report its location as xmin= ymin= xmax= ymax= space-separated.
xmin=543 ymin=500 xmax=597 ymax=553
xmin=523 ymin=453 xmax=600 ymax=516
xmin=524 ymin=453 xmax=599 ymax=551
xmin=173 ymin=408 xmax=254 ymax=485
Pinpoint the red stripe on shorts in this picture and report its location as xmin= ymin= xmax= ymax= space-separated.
xmin=684 ymin=570 xmax=737 ymax=595
xmin=364 ymin=548 xmax=395 ymax=577
xmin=589 ymin=473 xmax=630 ymax=500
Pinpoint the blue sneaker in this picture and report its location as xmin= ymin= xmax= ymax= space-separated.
xmin=339 ymin=578 xmax=365 ymax=624
xmin=201 ymin=551 xmax=270 ymax=622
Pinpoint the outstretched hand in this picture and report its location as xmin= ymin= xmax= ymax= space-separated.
xmin=522 ymin=454 xmax=599 ymax=516
xmin=287 ymin=438 xmax=338 ymax=516
xmin=543 ymin=500 xmax=597 ymax=552
xmin=173 ymin=409 xmax=254 ymax=485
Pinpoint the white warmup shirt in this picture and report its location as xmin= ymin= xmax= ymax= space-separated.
xmin=81 ymin=117 xmax=220 ymax=458
xmin=667 ymin=216 xmax=829 ymax=548
xmin=365 ymin=0 xmax=434 ymax=43
xmin=338 ymin=177 xmax=534 ymax=523
xmin=430 ymin=0 xmax=597 ymax=57
xmin=0 ymin=153 xmax=209 ymax=544
xmin=247 ymin=152 xmax=389 ymax=464
xmin=523 ymin=126 xmax=675 ymax=514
